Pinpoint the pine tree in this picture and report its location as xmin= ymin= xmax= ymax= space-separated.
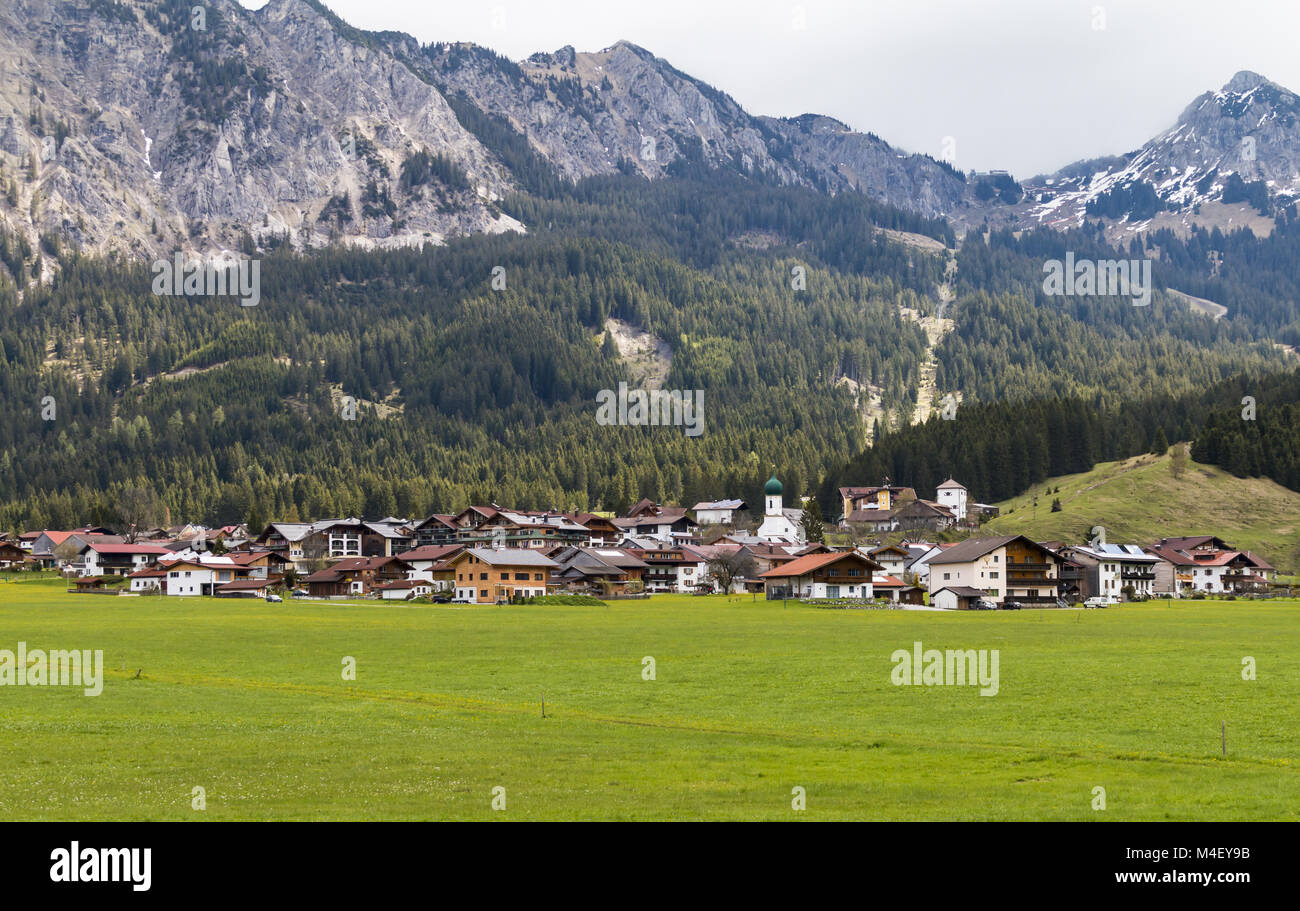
xmin=1151 ymin=426 xmax=1169 ymax=455
xmin=800 ymin=498 xmax=825 ymax=544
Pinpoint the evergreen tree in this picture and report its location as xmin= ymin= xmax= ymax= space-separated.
xmin=800 ymin=498 xmax=825 ymax=544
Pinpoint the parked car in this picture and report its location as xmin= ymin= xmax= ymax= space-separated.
xmin=1083 ymin=596 xmax=1116 ymax=608
xmin=431 ymin=594 xmax=452 ymax=604
xmin=291 ymin=589 xmax=309 ymax=598
xmin=1001 ymin=600 xmax=1022 ymax=610
xmin=971 ymin=599 xmax=997 ymax=611
xmin=265 ymin=593 xmax=282 ymax=603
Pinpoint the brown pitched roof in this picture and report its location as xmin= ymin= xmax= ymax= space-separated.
xmin=846 ymin=508 xmax=899 ymax=523
xmin=216 ymin=579 xmax=272 ymax=592
xmin=327 ymin=556 xmax=410 ymax=572
xmin=399 ymin=544 xmax=464 ymax=562
xmin=928 ymin=535 xmax=1059 ymax=565
xmin=758 ymin=550 xmax=882 ymax=579
xmin=934 ymin=586 xmax=988 ymax=598
xmin=895 ymin=499 xmax=955 ymax=519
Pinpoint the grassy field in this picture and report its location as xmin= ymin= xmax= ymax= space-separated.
xmin=1 ymin=574 xmax=1298 ymax=820
xmin=987 ymin=448 xmax=1300 ymax=572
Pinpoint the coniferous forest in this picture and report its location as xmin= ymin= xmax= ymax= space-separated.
xmin=2 ymin=159 xmax=1299 ymax=532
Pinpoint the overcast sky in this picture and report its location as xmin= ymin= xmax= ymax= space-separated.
xmin=240 ymin=0 xmax=1300 ymax=177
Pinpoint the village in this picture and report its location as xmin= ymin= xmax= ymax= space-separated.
xmin=0 ymin=474 xmax=1281 ymax=609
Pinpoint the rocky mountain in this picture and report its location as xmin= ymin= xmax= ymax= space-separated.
xmin=1024 ymin=71 xmax=1300 ymax=232
xmin=0 ymin=0 xmax=519 ymax=265
xmin=390 ymin=38 xmax=970 ymax=215
xmin=4 ymin=0 xmax=1299 ymax=265
xmin=0 ymin=0 xmax=971 ymax=264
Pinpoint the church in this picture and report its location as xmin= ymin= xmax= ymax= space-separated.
xmin=755 ymin=476 xmax=804 ymax=544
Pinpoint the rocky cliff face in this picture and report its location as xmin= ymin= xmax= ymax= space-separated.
xmin=8 ymin=1 xmax=1294 ymax=265
xmin=0 ymin=0 xmax=978 ymax=264
xmin=398 ymin=37 xmax=969 ymax=216
xmin=761 ymin=113 xmax=969 ymax=217
xmin=0 ymin=0 xmax=517 ymax=263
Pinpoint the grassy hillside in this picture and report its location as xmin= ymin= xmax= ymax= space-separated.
xmin=2 ymin=576 xmax=1299 ymax=820
xmin=987 ymin=446 xmax=1300 ymax=572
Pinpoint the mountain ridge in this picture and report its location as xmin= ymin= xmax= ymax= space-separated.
xmin=1 ymin=0 xmax=1299 ymax=264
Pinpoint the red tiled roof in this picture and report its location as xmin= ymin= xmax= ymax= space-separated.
xmin=758 ymin=551 xmax=882 ymax=579
xmin=1241 ymin=551 xmax=1275 ymax=571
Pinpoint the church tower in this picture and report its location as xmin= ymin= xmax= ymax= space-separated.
xmin=757 ymin=475 xmax=800 ymax=543
xmin=764 ymin=474 xmax=783 ymax=517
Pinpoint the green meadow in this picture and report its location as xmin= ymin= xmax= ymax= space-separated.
xmin=1 ymin=575 xmax=1297 ymax=820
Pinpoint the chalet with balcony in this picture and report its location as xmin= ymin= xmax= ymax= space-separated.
xmin=455 ymin=510 xmax=591 ymax=549
xmin=411 ymin=514 xmax=460 ymax=548
xmin=72 ymin=542 xmax=174 ymax=577
xmin=866 ymin=544 xmax=910 ymax=579
xmin=613 ymin=503 xmax=700 ymax=545
xmin=552 ymin=547 xmax=648 ymax=595
xmin=226 ymin=550 xmax=292 ymax=579
xmin=927 ymin=535 xmax=1064 ymax=604
xmin=1061 ymin=544 xmax=1163 ymax=601
xmin=838 ymin=481 xmax=916 ymax=522
xmin=397 ymin=544 xmax=463 ymax=587
xmin=303 ymin=555 xmax=414 ymax=598
xmin=625 ymin=545 xmax=707 ymax=592
xmin=447 ymin=548 xmax=558 ymax=603
xmin=0 ymin=541 xmax=28 ymax=569
xmin=758 ymin=550 xmax=883 ymax=600
xmin=1146 ymin=536 xmax=1276 ymax=594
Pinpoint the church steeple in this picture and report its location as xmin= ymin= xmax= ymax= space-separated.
xmin=757 ymin=473 xmax=800 ymax=543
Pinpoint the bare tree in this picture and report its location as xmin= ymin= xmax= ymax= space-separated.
xmin=52 ymin=539 xmax=82 ymax=574
xmin=116 ymin=486 xmax=160 ymax=543
xmin=706 ymin=551 xmax=757 ymax=593
xmin=1170 ymin=442 xmax=1189 ymax=480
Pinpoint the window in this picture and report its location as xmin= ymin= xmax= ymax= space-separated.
xmin=534 ymin=573 xmax=544 ymax=581
xmin=514 ymin=572 xmax=529 ymax=581
xmin=479 ymin=590 xmax=488 ymax=598
xmin=943 ymin=572 xmax=951 ymax=581
xmin=480 ymin=572 xmax=488 ymax=580
xmin=989 ymin=572 xmax=999 ymax=579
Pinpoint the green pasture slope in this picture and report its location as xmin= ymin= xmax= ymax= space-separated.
xmin=1 ymin=575 xmax=1297 ymax=820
